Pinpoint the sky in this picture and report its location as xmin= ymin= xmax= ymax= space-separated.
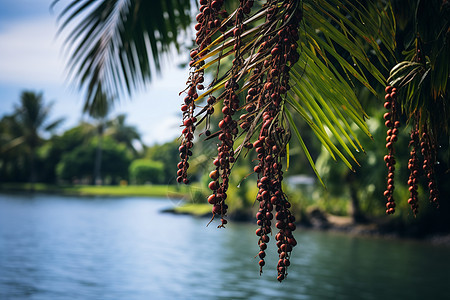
xmin=0 ymin=0 xmax=191 ymax=145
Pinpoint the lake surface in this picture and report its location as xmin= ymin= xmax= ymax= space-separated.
xmin=0 ymin=193 xmax=449 ymax=299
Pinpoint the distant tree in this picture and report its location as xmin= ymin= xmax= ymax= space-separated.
xmin=0 ymin=115 xmax=27 ymax=181
xmin=88 ymin=92 xmax=111 ymax=185
xmin=57 ymin=137 xmax=131 ymax=183
xmin=39 ymin=123 xmax=95 ymax=183
xmin=105 ymin=114 xmax=143 ymax=156
xmin=3 ymin=91 xmax=63 ymax=184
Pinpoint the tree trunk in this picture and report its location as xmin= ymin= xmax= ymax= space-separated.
xmin=29 ymin=149 xmax=36 ymax=191
xmin=348 ymin=172 xmax=366 ymax=223
xmin=93 ymin=125 xmax=104 ymax=185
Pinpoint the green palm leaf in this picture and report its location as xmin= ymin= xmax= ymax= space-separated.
xmin=189 ymin=0 xmax=394 ymax=176
xmin=52 ymin=0 xmax=192 ymax=112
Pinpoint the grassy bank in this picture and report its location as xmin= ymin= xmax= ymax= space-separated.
xmin=0 ymin=182 xmax=190 ymax=198
xmin=163 ymin=203 xmax=212 ymax=217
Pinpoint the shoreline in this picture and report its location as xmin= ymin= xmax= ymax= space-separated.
xmin=0 ymin=183 xmax=189 ymax=198
xmin=162 ymin=204 xmax=450 ymax=247
xmin=3 ymin=185 xmax=449 ymax=247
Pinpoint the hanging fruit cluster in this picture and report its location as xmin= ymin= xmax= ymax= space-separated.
xmin=383 ymin=86 xmax=440 ymax=216
xmin=206 ymin=0 xmax=254 ymax=228
xmin=407 ymin=125 xmax=420 ymax=215
xmin=178 ymin=0 xmax=301 ymax=282
xmin=383 ymin=86 xmax=399 ymax=214
xmin=177 ymin=0 xmax=228 ymax=185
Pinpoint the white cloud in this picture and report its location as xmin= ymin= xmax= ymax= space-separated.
xmin=146 ymin=114 xmax=181 ymax=145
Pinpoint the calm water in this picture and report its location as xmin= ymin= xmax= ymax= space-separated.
xmin=0 ymin=193 xmax=449 ymax=300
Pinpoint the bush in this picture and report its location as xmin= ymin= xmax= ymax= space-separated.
xmin=129 ymin=159 xmax=165 ymax=184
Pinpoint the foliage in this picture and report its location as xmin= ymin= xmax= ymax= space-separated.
xmin=52 ymin=0 xmax=193 ymax=113
xmin=180 ymin=0 xmax=394 ymax=178
xmin=105 ymin=114 xmax=143 ymax=156
xmin=129 ymin=159 xmax=165 ymax=184
xmin=387 ymin=0 xmax=449 ymax=136
xmin=381 ymin=0 xmax=449 ymax=216
xmin=145 ymin=140 xmax=180 ymax=184
xmin=37 ymin=123 xmax=94 ymax=182
xmin=57 ymin=137 xmax=131 ymax=182
xmin=315 ymin=110 xmax=410 ymax=217
xmin=0 ymin=91 xmax=63 ymax=183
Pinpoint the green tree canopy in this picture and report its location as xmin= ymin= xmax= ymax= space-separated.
xmin=57 ymin=136 xmax=131 ymax=183
xmin=2 ymin=91 xmax=63 ymax=183
xmin=129 ymin=159 xmax=165 ymax=185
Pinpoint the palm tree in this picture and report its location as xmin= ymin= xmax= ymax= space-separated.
xmin=87 ymin=91 xmax=111 ymax=185
xmin=7 ymin=91 xmax=63 ymax=184
xmin=105 ymin=114 xmax=143 ymax=156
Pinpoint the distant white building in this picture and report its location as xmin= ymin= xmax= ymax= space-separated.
xmin=285 ymin=175 xmax=315 ymax=187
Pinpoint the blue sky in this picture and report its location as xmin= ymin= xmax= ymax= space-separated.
xmin=0 ymin=0 xmax=190 ymax=145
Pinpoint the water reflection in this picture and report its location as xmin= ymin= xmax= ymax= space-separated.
xmin=0 ymin=193 xmax=449 ymax=299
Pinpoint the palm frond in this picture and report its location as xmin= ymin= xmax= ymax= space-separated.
xmin=52 ymin=0 xmax=192 ymax=111
xmin=187 ymin=0 xmax=395 ymax=176
xmin=386 ymin=0 xmax=449 ymax=138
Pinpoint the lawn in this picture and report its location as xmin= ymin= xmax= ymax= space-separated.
xmin=0 ymin=182 xmax=190 ymax=198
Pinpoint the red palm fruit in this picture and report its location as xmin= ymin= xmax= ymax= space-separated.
xmin=259 ymin=242 xmax=267 ymax=250
xmin=209 ymin=170 xmax=219 ymax=180
xmin=196 ymin=13 xmax=203 ymax=22
xmin=207 ymin=194 xmax=217 ymax=205
xmin=264 ymin=82 xmax=274 ymax=90
xmin=208 ymin=181 xmax=219 ymax=191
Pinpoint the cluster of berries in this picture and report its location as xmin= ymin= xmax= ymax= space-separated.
xmin=178 ymin=0 xmax=228 ymax=184
xmin=180 ymin=0 xmax=302 ymax=282
xmin=383 ymin=85 xmax=400 ymax=214
xmin=421 ymin=128 xmax=439 ymax=205
xmin=206 ymin=0 xmax=255 ymax=228
xmin=249 ymin=1 xmax=302 ymax=281
xmin=407 ymin=127 xmax=420 ymax=215
xmin=384 ymin=86 xmax=440 ymax=216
